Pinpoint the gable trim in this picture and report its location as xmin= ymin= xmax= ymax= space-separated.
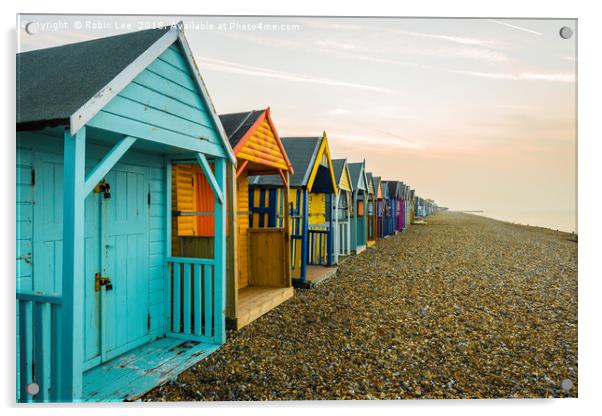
xmin=306 ymin=132 xmax=337 ymax=194
xmin=338 ymin=163 xmax=353 ymax=193
xmin=232 ymin=108 xmax=294 ymax=175
xmin=70 ymin=22 xmax=236 ymax=164
xmin=70 ymin=26 xmax=178 ymax=135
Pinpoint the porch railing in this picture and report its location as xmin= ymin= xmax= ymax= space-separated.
xmin=16 ymin=291 xmax=62 ymax=403
xmin=336 ymin=220 xmax=350 ymax=257
xmin=308 ymin=224 xmax=331 ymax=266
xmin=167 ymin=257 xmax=218 ymax=344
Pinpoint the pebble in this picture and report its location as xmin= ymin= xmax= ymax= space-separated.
xmin=143 ymin=212 xmax=577 ymax=401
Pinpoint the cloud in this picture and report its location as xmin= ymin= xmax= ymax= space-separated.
xmin=392 ymin=29 xmax=492 ymax=47
xmin=325 ymin=108 xmax=351 ymax=116
xmin=195 ymin=56 xmax=395 ymax=94
xmin=487 ymin=19 xmax=543 ymax=36
xmin=454 ymin=70 xmax=575 ymax=83
xmin=313 ymin=40 xmax=359 ymax=51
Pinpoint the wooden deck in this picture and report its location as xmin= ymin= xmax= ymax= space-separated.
xmin=302 ymin=265 xmax=338 ymax=287
xmin=82 ymin=337 xmax=220 ymax=402
xmin=233 ymin=286 xmax=294 ymax=330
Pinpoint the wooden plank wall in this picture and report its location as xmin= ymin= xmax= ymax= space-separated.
xmin=238 ymin=119 xmax=288 ymax=170
xmin=248 ymin=229 xmax=286 ymax=287
xmin=87 ymin=44 xmax=226 ymax=159
xmin=236 ymin=171 xmax=250 ymax=289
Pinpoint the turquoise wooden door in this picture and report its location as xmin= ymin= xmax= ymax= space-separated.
xmin=33 ymin=151 xmax=152 ymax=369
xmin=32 ymin=151 xmax=102 ymax=370
xmin=98 ymin=164 xmax=151 ymax=362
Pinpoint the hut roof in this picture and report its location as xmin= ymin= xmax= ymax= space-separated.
xmin=331 ymin=158 xmax=347 ymax=184
xmin=386 ymin=181 xmax=399 ymax=196
xmin=347 ymin=162 xmax=366 ymax=190
xmin=365 ymin=172 xmax=375 ymax=194
xmin=250 ymin=137 xmax=321 ymax=187
xmin=219 ymin=108 xmax=294 ymax=174
xmin=219 ymin=110 xmax=264 ymax=149
xmin=17 ymin=24 xmax=236 ymax=163
xmin=17 ymin=27 xmax=170 ymax=127
xmin=373 ymin=176 xmax=382 ymax=190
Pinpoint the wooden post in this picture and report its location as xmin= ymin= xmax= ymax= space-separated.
xmin=346 ymin=191 xmax=351 ymax=255
xmin=213 ymin=157 xmax=226 ymax=344
xmin=61 ymin=127 xmax=86 ymax=401
xmin=333 ymin=192 xmax=339 ymax=264
xmin=164 ymin=158 xmax=172 ymax=334
xmin=351 ymin=190 xmax=357 ymax=251
xmin=282 ymin=172 xmax=292 ymax=286
xmin=225 ymin=161 xmax=238 ymax=322
xmin=300 ymin=189 xmax=309 ymax=282
xmin=327 ymin=193 xmax=333 ymax=265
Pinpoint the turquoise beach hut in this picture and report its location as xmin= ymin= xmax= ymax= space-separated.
xmin=16 ymin=24 xmax=235 ymax=402
xmin=347 ymin=161 xmax=368 ymax=254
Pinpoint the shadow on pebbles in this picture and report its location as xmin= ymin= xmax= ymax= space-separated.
xmin=143 ymin=212 xmax=577 ymax=401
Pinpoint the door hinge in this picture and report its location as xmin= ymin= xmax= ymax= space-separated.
xmin=147 ymin=313 xmax=151 ymax=332
xmin=147 ymin=191 xmax=151 ymax=206
xmin=31 ymin=168 xmax=35 ymax=186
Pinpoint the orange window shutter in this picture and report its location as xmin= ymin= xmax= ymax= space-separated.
xmin=192 ymin=165 xmax=229 ymax=237
xmin=357 ymin=200 xmax=365 ymax=216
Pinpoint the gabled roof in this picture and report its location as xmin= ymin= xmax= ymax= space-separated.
xmin=219 ymin=110 xmax=264 ymax=149
xmin=331 ymin=159 xmax=343 ymax=181
xmin=251 ymin=136 xmax=321 ymax=187
xmin=17 ymin=23 xmax=236 ymax=163
xmin=386 ymin=181 xmax=399 ymax=197
xmin=219 ymin=108 xmax=294 ymax=174
xmin=373 ymin=176 xmax=382 ymax=192
xmin=347 ymin=162 xmax=366 ymax=191
xmin=331 ymin=158 xmax=353 ymax=192
xmin=17 ymin=27 xmax=170 ymax=127
xmin=365 ymin=172 xmax=374 ymax=194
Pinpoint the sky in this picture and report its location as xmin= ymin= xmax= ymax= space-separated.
xmin=17 ymin=15 xmax=577 ymax=232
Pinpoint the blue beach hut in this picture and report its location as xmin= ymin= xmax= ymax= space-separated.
xmin=16 ymin=24 xmax=235 ymax=402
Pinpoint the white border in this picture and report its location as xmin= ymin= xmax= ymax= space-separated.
xmin=3 ymin=1 xmax=600 ymax=415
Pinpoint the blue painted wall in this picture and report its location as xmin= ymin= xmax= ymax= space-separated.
xmin=17 ymin=132 xmax=168 ymax=348
xmin=87 ymin=44 xmax=226 ymax=158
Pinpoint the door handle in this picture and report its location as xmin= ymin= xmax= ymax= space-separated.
xmin=95 ymin=272 xmax=113 ymax=292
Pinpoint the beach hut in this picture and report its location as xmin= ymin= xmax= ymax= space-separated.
xmin=380 ymin=181 xmax=394 ymax=237
xmin=415 ymin=197 xmax=425 ymax=218
xmin=365 ymin=172 xmax=377 ymax=247
xmin=372 ymin=176 xmax=385 ymax=239
xmin=331 ymin=158 xmax=353 ymax=264
xmin=384 ymin=181 xmax=401 ymax=234
xmin=397 ymin=182 xmax=406 ymax=232
xmin=16 ymin=25 xmax=235 ymax=402
xmin=408 ymin=189 xmax=416 ymax=224
xmin=399 ymin=182 xmax=408 ymax=231
xmin=405 ymin=186 xmax=412 ymax=229
xmin=172 ymin=108 xmax=295 ymax=330
xmin=347 ymin=162 xmax=368 ymax=254
xmin=249 ymin=133 xmax=338 ymax=287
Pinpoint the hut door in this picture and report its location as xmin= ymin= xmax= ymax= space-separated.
xmin=32 ymin=151 xmax=103 ymax=370
xmin=94 ymin=164 xmax=151 ymax=363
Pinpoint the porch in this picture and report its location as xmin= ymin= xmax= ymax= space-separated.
xmin=233 ymin=286 xmax=294 ymax=329
xmin=296 ymin=265 xmax=338 ymax=288
xmin=82 ymin=336 xmax=220 ymax=402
